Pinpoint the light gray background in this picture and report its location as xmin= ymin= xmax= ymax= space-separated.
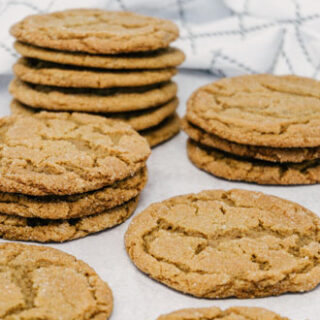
xmin=0 ymin=70 xmax=318 ymax=319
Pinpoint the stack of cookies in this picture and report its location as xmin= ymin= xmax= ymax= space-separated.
xmin=182 ymin=74 xmax=320 ymax=185
xmin=9 ymin=9 xmax=185 ymax=147
xmin=0 ymin=112 xmax=150 ymax=242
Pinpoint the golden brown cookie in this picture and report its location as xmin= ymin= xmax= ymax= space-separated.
xmin=14 ymin=42 xmax=186 ymax=70
xmin=11 ymin=9 xmax=179 ymax=54
xmin=125 ymin=189 xmax=320 ymax=298
xmin=0 ymin=167 xmax=146 ymax=220
xmin=0 ymin=196 xmax=138 ymax=243
xmin=0 ymin=112 xmax=150 ymax=196
xmin=187 ymin=139 xmax=320 ymax=185
xmin=13 ymin=57 xmax=177 ymax=88
xmin=187 ymin=74 xmax=320 ymax=148
xmin=181 ymin=117 xmax=320 ymax=163
xmin=11 ymin=98 xmax=178 ymax=132
xmin=9 ymin=78 xmax=177 ymax=113
xmin=141 ymin=112 xmax=180 ymax=147
xmin=157 ymin=306 xmax=289 ymax=320
xmin=0 ymin=242 xmax=113 ymax=319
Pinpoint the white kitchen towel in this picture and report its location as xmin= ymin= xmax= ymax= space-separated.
xmin=1 ymin=0 xmax=320 ymax=78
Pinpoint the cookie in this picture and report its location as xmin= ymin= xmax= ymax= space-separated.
xmin=141 ymin=112 xmax=180 ymax=147
xmin=9 ymin=78 xmax=177 ymax=113
xmin=0 ymin=242 xmax=113 ymax=319
xmin=0 ymin=167 xmax=146 ymax=220
xmin=125 ymin=189 xmax=320 ymax=298
xmin=181 ymin=117 xmax=320 ymax=163
xmin=13 ymin=57 xmax=177 ymax=88
xmin=187 ymin=74 xmax=320 ymax=148
xmin=157 ymin=306 xmax=289 ymax=320
xmin=0 ymin=112 xmax=150 ymax=196
xmin=11 ymin=98 xmax=178 ymax=132
xmin=0 ymin=196 xmax=138 ymax=243
xmin=11 ymin=9 xmax=179 ymax=54
xmin=14 ymin=42 xmax=186 ymax=70
xmin=187 ymin=139 xmax=320 ymax=185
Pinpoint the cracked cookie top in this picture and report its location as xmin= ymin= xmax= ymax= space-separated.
xmin=125 ymin=189 xmax=320 ymax=298
xmin=0 ymin=112 xmax=150 ymax=196
xmin=0 ymin=243 xmax=113 ymax=319
xmin=187 ymin=74 xmax=320 ymax=148
xmin=157 ymin=306 xmax=289 ymax=320
xmin=10 ymin=9 xmax=179 ymax=54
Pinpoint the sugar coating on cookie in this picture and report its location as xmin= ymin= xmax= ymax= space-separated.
xmin=157 ymin=306 xmax=289 ymax=320
xmin=187 ymin=74 xmax=320 ymax=148
xmin=0 ymin=112 xmax=150 ymax=196
xmin=125 ymin=189 xmax=320 ymax=298
xmin=11 ymin=9 xmax=179 ymax=54
xmin=0 ymin=243 xmax=113 ymax=319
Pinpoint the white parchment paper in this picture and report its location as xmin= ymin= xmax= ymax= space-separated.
xmin=0 ymin=70 xmax=318 ymax=320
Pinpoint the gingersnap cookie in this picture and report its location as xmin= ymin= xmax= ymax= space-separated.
xmin=13 ymin=57 xmax=177 ymax=88
xmin=141 ymin=112 xmax=180 ymax=147
xmin=125 ymin=189 xmax=320 ymax=298
xmin=0 ymin=196 xmax=138 ymax=243
xmin=157 ymin=306 xmax=289 ymax=320
xmin=187 ymin=74 xmax=320 ymax=148
xmin=182 ymin=117 xmax=320 ymax=163
xmin=11 ymin=98 xmax=178 ymax=132
xmin=14 ymin=42 xmax=185 ymax=70
xmin=187 ymin=139 xmax=320 ymax=185
xmin=9 ymin=78 xmax=177 ymax=113
xmin=10 ymin=9 xmax=179 ymax=54
xmin=0 ymin=167 xmax=146 ymax=220
xmin=0 ymin=242 xmax=113 ymax=319
xmin=0 ymin=112 xmax=150 ymax=196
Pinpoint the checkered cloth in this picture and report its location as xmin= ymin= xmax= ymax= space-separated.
xmin=1 ymin=0 xmax=320 ymax=78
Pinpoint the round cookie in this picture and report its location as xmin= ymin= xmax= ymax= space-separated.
xmin=157 ymin=306 xmax=289 ymax=320
xmin=0 ymin=167 xmax=147 ymax=220
xmin=10 ymin=9 xmax=179 ymax=54
xmin=0 ymin=196 xmax=138 ymax=243
xmin=125 ymin=189 xmax=320 ymax=298
xmin=9 ymin=78 xmax=177 ymax=113
xmin=0 ymin=112 xmax=150 ymax=196
xmin=13 ymin=57 xmax=177 ymax=88
xmin=181 ymin=117 xmax=320 ymax=163
xmin=14 ymin=42 xmax=186 ymax=70
xmin=187 ymin=139 xmax=320 ymax=185
xmin=0 ymin=242 xmax=113 ymax=319
xmin=187 ymin=74 xmax=320 ymax=148
xmin=141 ymin=112 xmax=180 ymax=147
xmin=11 ymin=98 xmax=179 ymax=132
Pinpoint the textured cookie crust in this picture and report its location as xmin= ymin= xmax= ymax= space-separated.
xmin=10 ymin=78 xmax=177 ymax=113
xmin=158 ymin=306 xmax=289 ymax=320
xmin=0 ymin=196 xmax=138 ymax=243
xmin=141 ymin=112 xmax=180 ymax=147
xmin=125 ymin=189 xmax=320 ymax=298
xmin=0 ymin=112 xmax=150 ymax=196
xmin=0 ymin=167 xmax=146 ymax=220
xmin=11 ymin=98 xmax=178 ymax=132
xmin=0 ymin=242 xmax=113 ymax=319
xmin=187 ymin=139 xmax=320 ymax=185
xmin=187 ymin=74 xmax=320 ymax=148
xmin=14 ymin=42 xmax=186 ymax=70
xmin=14 ymin=57 xmax=177 ymax=88
xmin=10 ymin=9 xmax=179 ymax=54
xmin=182 ymin=117 xmax=320 ymax=163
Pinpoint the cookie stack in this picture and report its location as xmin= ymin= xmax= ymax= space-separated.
xmin=9 ymin=9 xmax=185 ymax=147
xmin=0 ymin=112 xmax=150 ymax=243
xmin=183 ymin=74 xmax=320 ymax=185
